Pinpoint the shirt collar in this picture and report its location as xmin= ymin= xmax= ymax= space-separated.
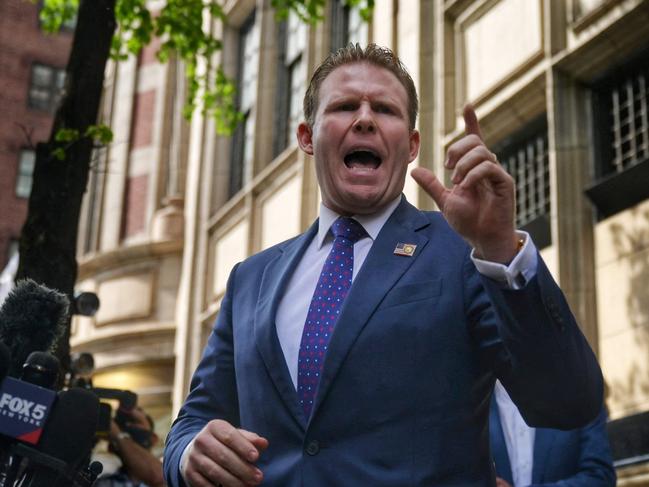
xmin=316 ymin=195 xmax=402 ymax=249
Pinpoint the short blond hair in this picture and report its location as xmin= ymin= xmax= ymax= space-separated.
xmin=303 ymin=43 xmax=418 ymax=130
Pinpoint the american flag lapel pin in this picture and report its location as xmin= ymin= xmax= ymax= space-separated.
xmin=394 ymin=242 xmax=417 ymax=257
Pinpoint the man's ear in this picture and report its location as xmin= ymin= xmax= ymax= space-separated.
xmin=408 ymin=129 xmax=420 ymax=163
xmin=297 ymin=122 xmax=314 ymax=155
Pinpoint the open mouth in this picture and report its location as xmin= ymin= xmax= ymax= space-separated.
xmin=344 ymin=149 xmax=382 ymax=170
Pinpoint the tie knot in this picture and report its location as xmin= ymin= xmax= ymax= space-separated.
xmin=331 ymin=217 xmax=367 ymax=243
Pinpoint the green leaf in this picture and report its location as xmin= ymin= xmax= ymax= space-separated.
xmin=44 ymin=0 xmax=350 ymax=139
xmin=85 ymin=124 xmax=114 ymax=145
xmin=51 ymin=147 xmax=66 ymax=161
xmin=38 ymin=0 xmax=79 ymax=34
xmin=54 ymin=128 xmax=80 ymax=143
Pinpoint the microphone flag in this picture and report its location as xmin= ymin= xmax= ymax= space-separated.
xmin=0 ymin=376 xmax=56 ymax=444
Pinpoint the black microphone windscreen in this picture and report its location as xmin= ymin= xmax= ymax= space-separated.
xmin=37 ymin=387 xmax=99 ymax=468
xmin=88 ymin=460 xmax=103 ymax=478
xmin=0 ymin=279 xmax=69 ymax=377
xmin=0 ymin=341 xmax=10 ymax=381
xmin=21 ymin=351 xmax=60 ymax=389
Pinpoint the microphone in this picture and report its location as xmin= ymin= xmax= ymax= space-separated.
xmin=20 ymin=387 xmax=100 ymax=487
xmin=0 ymin=352 xmax=60 ymax=486
xmin=0 ymin=343 xmax=11 ymax=479
xmin=20 ymin=352 xmax=59 ymax=390
xmin=86 ymin=460 xmax=104 ymax=483
xmin=38 ymin=387 xmax=99 ymax=467
xmin=0 ymin=279 xmax=69 ymax=378
xmin=0 ymin=353 xmax=59 ymax=445
xmin=0 ymin=343 xmax=9 ymax=382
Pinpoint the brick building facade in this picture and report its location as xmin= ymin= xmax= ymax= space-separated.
xmin=0 ymin=0 xmax=73 ymax=268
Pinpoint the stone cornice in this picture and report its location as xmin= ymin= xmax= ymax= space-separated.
xmin=77 ymin=239 xmax=183 ymax=279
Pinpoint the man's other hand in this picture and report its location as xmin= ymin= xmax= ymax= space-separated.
xmin=181 ymin=419 xmax=268 ymax=487
xmin=496 ymin=477 xmax=513 ymax=487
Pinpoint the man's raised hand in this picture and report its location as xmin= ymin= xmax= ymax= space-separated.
xmin=411 ymin=104 xmax=519 ymax=264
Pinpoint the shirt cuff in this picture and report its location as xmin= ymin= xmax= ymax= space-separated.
xmin=470 ymin=231 xmax=537 ymax=289
xmin=179 ymin=440 xmax=192 ymax=484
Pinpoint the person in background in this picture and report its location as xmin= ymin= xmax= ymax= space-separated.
xmin=490 ymin=380 xmax=616 ymax=487
xmin=96 ymin=406 xmax=166 ymax=487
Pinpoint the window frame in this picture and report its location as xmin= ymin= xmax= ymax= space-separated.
xmin=492 ymin=117 xmax=552 ymax=249
xmin=27 ymin=63 xmax=66 ymax=112
xmin=273 ymin=11 xmax=308 ymax=157
xmin=585 ymin=46 xmax=649 ymax=220
xmin=229 ymin=11 xmax=259 ymax=198
xmin=15 ymin=149 xmax=36 ymax=199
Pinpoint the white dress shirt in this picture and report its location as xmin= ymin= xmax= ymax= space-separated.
xmin=494 ymin=380 xmax=536 ymax=487
xmin=275 ymin=196 xmax=537 ymax=388
xmin=275 ymin=197 xmax=402 ymax=387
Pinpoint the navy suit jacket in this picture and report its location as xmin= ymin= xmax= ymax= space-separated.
xmin=490 ymin=399 xmax=616 ymax=486
xmin=164 ymin=198 xmax=603 ymax=486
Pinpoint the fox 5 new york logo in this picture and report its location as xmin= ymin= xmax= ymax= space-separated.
xmin=0 ymin=392 xmax=48 ymax=426
xmin=0 ymin=377 xmax=55 ymax=443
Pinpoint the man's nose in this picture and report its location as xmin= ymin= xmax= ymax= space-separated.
xmin=353 ymin=105 xmax=376 ymax=133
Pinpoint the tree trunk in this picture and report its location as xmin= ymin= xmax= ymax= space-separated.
xmin=16 ymin=0 xmax=117 ymax=375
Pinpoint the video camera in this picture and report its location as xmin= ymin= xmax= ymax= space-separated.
xmin=67 ymin=353 xmax=154 ymax=450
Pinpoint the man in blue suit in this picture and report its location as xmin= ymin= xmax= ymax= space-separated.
xmin=490 ymin=381 xmax=615 ymax=486
xmin=164 ymin=44 xmax=603 ymax=487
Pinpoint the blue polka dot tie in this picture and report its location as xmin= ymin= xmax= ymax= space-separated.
xmin=297 ymin=217 xmax=367 ymax=419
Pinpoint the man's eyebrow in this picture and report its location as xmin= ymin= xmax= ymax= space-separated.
xmin=321 ymin=95 xmax=356 ymax=109
xmin=326 ymin=93 xmax=356 ymax=102
xmin=372 ymin=96 xmax=406 ymax=113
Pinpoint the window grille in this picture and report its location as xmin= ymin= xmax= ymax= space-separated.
xmin=586 ymin=48 xmax=649 ymax=219
xmin=493 ymin=121 xmax=551 ymax=248
xmin=606 ymin=68 xmax=649 ymax=175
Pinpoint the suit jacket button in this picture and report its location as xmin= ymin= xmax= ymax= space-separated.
xmin=305 ymin=440 xmax=320 ymax=455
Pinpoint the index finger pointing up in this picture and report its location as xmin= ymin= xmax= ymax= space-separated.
xmin=463 ymin=104 xmax=483 ymax=140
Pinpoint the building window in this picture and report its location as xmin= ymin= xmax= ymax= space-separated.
xmin=347 ymin=6 xmax=368 ymax=45
xmin=599 ymin=64 xmax=648 ymax=177
xmin=7 ymin=239 xmax=20 ymax=264
xmin=15 ymin=150 xmax=36 ymax=199
xmin=273 ymin=11 xmax=307 ymax=156
xmin=330 ymin=0 xmax=368 ymax=51
xmin=229 ymin=12 xmax=260 ymax=198
xmin=586 ymin=49 xmax=649 ymax=219
xmin=571 ymin=0 xmax=607 ymax=21
xmin=493 ymin=120 xmax=551 ymax=249
xmin=28 ymin=63 xmax=66 ymax=112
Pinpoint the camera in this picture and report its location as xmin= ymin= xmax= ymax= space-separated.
xmin=67 ymin=353 xmax=150 ymax=446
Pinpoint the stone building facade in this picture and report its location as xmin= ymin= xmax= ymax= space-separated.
xmin=71 ymin=0 xmax=649 ymax=480
xmin=71 ymin=33 xmax=186 ymax=441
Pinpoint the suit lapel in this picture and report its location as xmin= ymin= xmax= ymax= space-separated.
xmin=311 ymin=199 xmax=430 ymax=419
xmin=532 ymin=428 xmax=553 ymax=483
xmin=254 ymin=221 xmax=318 ymax=430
